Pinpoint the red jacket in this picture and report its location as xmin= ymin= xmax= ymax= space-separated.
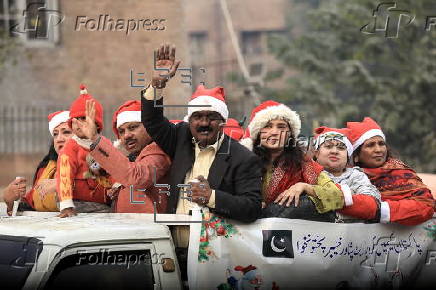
xmin=90 ymin=136 xmax=171 ymax=213
xmin=338 ymin=194 xmax=379 ymax=220
xmin=56 ymin=137 xmax=110 ymax=210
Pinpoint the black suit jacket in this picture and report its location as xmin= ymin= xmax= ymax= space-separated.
xmin=141 ymin=96 xmax=262 ymax=222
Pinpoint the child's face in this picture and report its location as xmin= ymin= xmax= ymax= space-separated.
xmin=315 ymin=139 xmax=348 ymax=175
xmin=72 ymin=116 xmax=87 ymax=138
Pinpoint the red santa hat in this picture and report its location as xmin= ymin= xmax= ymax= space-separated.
xmin=313 ymin=126 xmax=353 ymax=157
xmin=48 ymin=110 xmax=70 ymax=136
xmin=240 ymin=100 xmax=301 ymax=151
xmin=186 ymin=85 xmax=229 ymax=121
xmin=222 ymin=118 xmax=244 ymax=141
xmin=346 ymin=117 xmax=386 ymax=152
xmin=68 ymin=84 xmax=104 ymax=130
xmin=112 ymin=100 xmax=141 ymax=138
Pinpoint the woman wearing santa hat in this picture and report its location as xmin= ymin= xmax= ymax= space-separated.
xmin=347 ymin=117 xmax=435 ymax=225
xmin=240 ymin=101 xmax=346 ymax=220
xmin=2 ymin=110 xmax=72 ymax=215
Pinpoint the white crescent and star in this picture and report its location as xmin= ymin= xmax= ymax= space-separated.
xmin=270 ymin=236 xmax=286 ymax=253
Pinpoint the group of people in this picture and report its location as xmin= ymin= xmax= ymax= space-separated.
xmin=2 ymin=44 xmax=434 ymax=228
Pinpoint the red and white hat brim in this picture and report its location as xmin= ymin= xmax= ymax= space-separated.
xmin=352 ymin=129 xmax=385 ymax=151
xmin=187 ymin=95 xmax=229 ymax=120
xmin=314 ymin=131 xmax=354 ymax=157
xmin=116 ymin=110 xmax=141 ymax=128
xmin=49 ymin=111 xmax=70 ymax=136
xmin=247 ymin=104 xmax=301 ymax=143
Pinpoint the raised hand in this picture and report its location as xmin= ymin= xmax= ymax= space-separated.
xmin=71 ymin=99 xmax=98 ymax=141
xmin=152 ymin=44 xmax=181 ymax=89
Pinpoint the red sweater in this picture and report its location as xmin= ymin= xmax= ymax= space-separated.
xmin=90 ymin=136 xmax=171 ymax=213
xmin=56 ymin=136 xmax=110 ymax=210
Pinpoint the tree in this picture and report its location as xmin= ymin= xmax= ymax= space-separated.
xmin=266 ymin=0 xmax=436 ymax=172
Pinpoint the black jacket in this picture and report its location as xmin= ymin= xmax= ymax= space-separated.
xmin=141 ymin=96 xmax=262 ymax=222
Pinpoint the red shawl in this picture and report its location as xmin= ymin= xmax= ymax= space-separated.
xmin=264 ymin=156 xmax=323 ymax=204
xmin=364 ymin=158 xmax=435 ymax=209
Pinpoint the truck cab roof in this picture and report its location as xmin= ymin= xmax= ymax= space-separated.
xmin=0 ymin=212 xmax=173 ymax=247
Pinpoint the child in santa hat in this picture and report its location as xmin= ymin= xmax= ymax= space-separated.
xmin=56 ymin=85 xmax=113 ymax=217
xmin=240 ymin=101 xmax=344 ymax=221
xmin=3 ymin=111 xmax=72 ymax=214
xmin=347 ymin=117 xmax=435 ymax=225
xmin=313 ymin=126 xmax=381 ymax=221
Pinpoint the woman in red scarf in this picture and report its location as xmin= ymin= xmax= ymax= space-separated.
xmin=348 ymin=117 xmax=435 ymax=225
xmin=240 ymin=101 xmax=345 ymax=220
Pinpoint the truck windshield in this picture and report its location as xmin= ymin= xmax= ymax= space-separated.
xmin=43 ymin=249 xmax=155 ymax=290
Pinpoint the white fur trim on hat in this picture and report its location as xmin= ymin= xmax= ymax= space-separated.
xmin=49 ymin=111 xmax=70 ymax=136
xmin=116 ymin=111 xmax=141 ymax=128
xmin=239 ymin=137 xmax=253 ymax=151
xmin=187 ymin=95 xmax=229 ymax=120
xmin=248 ymin=104 xmax=301 ymax=143
xmin=314 ymin=131 xmax=353 ymax=157
xmin=352 ymin=129 xmax=385 ymax=151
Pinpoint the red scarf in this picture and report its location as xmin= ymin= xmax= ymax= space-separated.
xmin=264 ymin=157 xmax=323 ymax=204
xmin=364 ymin=158 xmax=435 ymax=209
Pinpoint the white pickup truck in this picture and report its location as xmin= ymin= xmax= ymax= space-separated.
xmin=1 ymin=209 xmax=435 ymax=290
xmin=0 ymin=211 xmax=195 ymax=290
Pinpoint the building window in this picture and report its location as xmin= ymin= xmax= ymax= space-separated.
xmin=189 ymin=31 xmax=208 ymax=57
xmin=241 ymin=31 xmax=262 ymax=55
xmin=1 ymin=0 xmax=61 ymax=46
xmin=0 ymin=0 xmax=19 ymax=36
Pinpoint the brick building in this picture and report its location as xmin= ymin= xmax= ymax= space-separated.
xmin=183 ymin=0 xmax=291 ymax=118
xmin=0 ymin=0 xmax=191 ymax=184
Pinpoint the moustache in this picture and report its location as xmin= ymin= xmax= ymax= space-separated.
xmin=196 ymin=126 xmax=212 ymax=133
